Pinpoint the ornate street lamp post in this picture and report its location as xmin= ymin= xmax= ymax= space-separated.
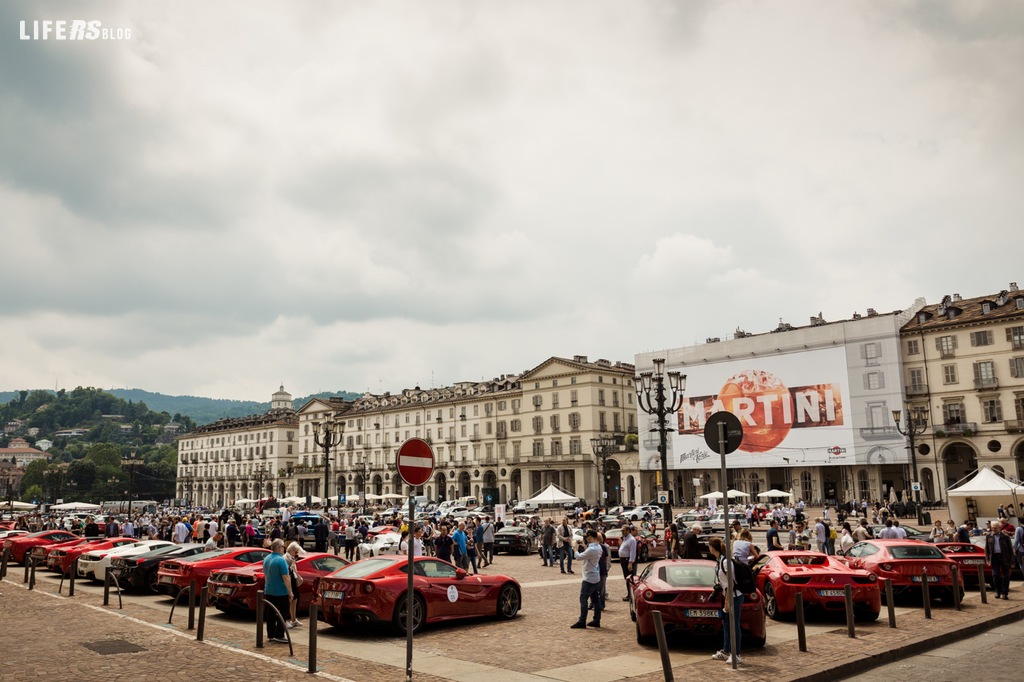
xmin=893 ymin=406 xmax=928 ymax=526
xmin=253 ymin=462 xmax=270 ymax=501
xmin=121 ymin=450 xmax=140 ymax=524
xmin=590 ymin=435 xmax=615 ymax=509
xmin=634 ymin=358 xmax=686 ymax=521
xmin=312 ymin=418 xmax=344 ymax=503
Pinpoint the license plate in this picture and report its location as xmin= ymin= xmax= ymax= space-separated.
xmin=322 ymin=590 xmax=344 ymax=600
xmin=160 ymin=575 xmax=175 ymax=584
xmin=962 ymin=559 xmax=984 ymax=565
xmin=686 ymin=608 xmax=719 ymax=618
xmin=215 ymin=586 xmax=233 ymax=595
xmin=911 ymin=576 xmax=940 ymax=583
xmin=818 ymin=589 xmax=845 ymax=597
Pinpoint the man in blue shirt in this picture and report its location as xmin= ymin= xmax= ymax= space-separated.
xmin=451 ymin=522 xmax=469 ymax=570
xmin=262 ymin=538 xmax=293 ymax=643
xmin=570 ymin=529 xmax=604 ymax=629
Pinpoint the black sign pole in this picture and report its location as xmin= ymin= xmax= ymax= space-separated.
xmin=718 ymin=420 xmax=738 ymax=671
xmin=406 ymin=495 xmax=415 ymax=682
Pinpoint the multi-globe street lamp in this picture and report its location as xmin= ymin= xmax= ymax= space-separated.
xmin=634 ymin=358 xmax=686 ymax=521
xmin=893 ymin=406 xmax=928 ymax=526
xmin=312 ymin=418 xmax=344 ymax=503
xmin=121 ymin=450 xmax=140 ymax=524
xmin=590 ymin=435 xmax=615 ymax=509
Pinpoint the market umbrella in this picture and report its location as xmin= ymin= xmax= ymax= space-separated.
xmin=757 ymin=489 xmax=794 ymax=499
xmin=0 ymin=500 xmax=36 ymax=511
xmin=50 ymin=502 xmax=101 ymax=511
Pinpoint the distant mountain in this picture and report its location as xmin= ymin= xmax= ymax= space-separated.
xmin=0 ymin=388 xmax=361 ymax=427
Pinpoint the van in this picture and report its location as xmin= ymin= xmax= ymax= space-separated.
xmin=456 ymin=496 xmax=479 ymax=508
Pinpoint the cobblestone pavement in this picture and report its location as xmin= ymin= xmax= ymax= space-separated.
xmin=4 ymin=529 xmax=1023 ymax=682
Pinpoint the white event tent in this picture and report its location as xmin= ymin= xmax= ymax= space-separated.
xmin=947 ymin=466 xmax=1024 ymax=524
xmin=524 ymin=484 xmax=578 ymax=506
xmin=0 ymin=500 xmax=36 ymax=511
xmin=699 ymin=489 xmax=749 ymax=501
xmin=50 ymin=502 xmax=101 ymax=511
xmin=757 ymin=489 xmax=794 ymax=500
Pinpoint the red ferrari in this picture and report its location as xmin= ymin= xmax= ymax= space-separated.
xmin=208 ymin=552 xmax=349 ymax=612
xmin=155 ymin=547 xmax=269 ymax=596
xmin=842 ymin=540 xmax=964 ymax=604
xmin=3 ymin=530 xmax=79 ymax=564
xmin=628 ymin=559 xmax=766 ymax=647
xmin=316 ymin=555 xmax=522 ymax=634
xmin=605 ymin=528 xmax=667 ymax=563
xmin=752 ymin=551 xmax=880 ymax=621
xmin=935 ymin=542 xmax=992 ymax=587
xmin=48 ymin=538 xmax=136 ymax=575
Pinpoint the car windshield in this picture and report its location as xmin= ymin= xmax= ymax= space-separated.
xmin=940 ymin=545 xmax=977 ymax=554
xmin=659 ymin=564 xmax=716 ymax=587
xmin=890 ymin=545 xmax=945 ymax=560
xmin=176 ymin=549 xmax=231 ymax=563
xmin=496 ymin=528 xmax=523 ymax=535
xmin=605 ymin=529 xmax=623 ymax=539
xmin=782 ymin=555 xmax=828 ymax=566
xmin=329 ymin=558 xmax=395 ymax=578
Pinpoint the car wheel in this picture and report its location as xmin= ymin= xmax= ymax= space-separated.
xmin=635 ymin=618 xmax=655 ymax=645
xmin=764 ymin=584 xmax=780 ymax=621
xmin=639 ymin=545 xmax=649 ymax=563
xmin=856 ymin=607 xmax=880 ymax=622
xmin=744 ymin=633 xmax=767 ymax=649
xmin=497 ymin=583 xmax=520 ymax=619
xmin=392 ymin=593 xmax=425 ymax=635
xmin=148 ymin=571 xmax=162 ymax=594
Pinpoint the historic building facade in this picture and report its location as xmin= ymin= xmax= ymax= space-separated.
xmin=899 ymin=283 xmax=1024 ymax=496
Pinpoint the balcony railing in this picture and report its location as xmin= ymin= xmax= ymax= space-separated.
xmin=945 ymin=422 xmax=978 ymax=436
xmin=859 ymin=426 xmax=898 ymax=439
xmin=1005 ymin=420 xmax=1024 ymax=433
xmin=974 ymin=378 xmax=999 ymax=390
xmin=906 ymin=383 xmax=929 ymax=397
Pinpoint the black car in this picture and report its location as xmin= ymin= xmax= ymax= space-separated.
xmin=112 ymin=543 xmax=206 ymax=592
xmin=493 ymin=526 xmax=538 ymax=554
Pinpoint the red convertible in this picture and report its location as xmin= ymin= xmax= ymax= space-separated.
xmin=842 ymin=540 xmax=964 ymax=604
xmin=47 ymin=537 xmax=136 ymax=575
xmin=935 ymin=542 xmax=992 ymax=586
xmin=3 ymin=530 xmax=79 ymax=564
xmin=752 ymin=551 xmax=880 ymax=621
xmin=155 ymin=547 xmax=269 ymax=596
xmin=316 ymin=555 xmax=522 ymax=634
xmin=208 ymin=552 xmax=348 ymax=612
xmin=605 ymin=528 xmax=667 ymax=563
xmin=628 ymin=559 xmax=766 ymax=647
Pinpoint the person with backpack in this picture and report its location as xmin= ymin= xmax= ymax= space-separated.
xmin=709 ymin=537 xmax=745 ymax=666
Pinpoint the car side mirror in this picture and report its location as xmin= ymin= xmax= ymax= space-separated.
xmin=455 ymin=568 xmax=468 ymax=580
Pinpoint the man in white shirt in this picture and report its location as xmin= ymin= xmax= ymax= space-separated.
xmin=892 ymin=520 xmax=908 ymax=540
xmin=570 ymin=529 xmax=604 ymax=629
xmin=879 ymin=519 xmax=900 ymax=539
xmin=618 ymin=525 xmax=637 ymax=601
xmin=173 ymin=517 xmax=190 ymax=544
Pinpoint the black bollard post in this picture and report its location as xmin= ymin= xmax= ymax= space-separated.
xmin=103 ymin=567 xmax=111 ymax=606
xmin=952 ymin=565 xmax=962 ymax=611
xmin=921 ymin=572 xmax=932 ymax=619
xmin=187 ymin=579 xmax=197 ymax=630
xmin=1 ymin=547 xmax=9 ymax=579
xmin=978 ymin=566 xmax=988 ymax=604
xmin=69 ymin=559 xmax=77 ymax=597
xmin=651 ymin=610 xmax=675 ymax=681
xmin=23 ymin=557 xmax=30 ymax=584
xmin=884 ymin=579 xmax=896 ymax=628
xmin=197 ymin=585 xmax=208 ymax=641
xmin=795 ymin=592 xmax=808 ymax=652
xmin=29 ymin=558 xmax=36 ymax=590
xmin=256 ymin=590 xmax=265 ymax=648
xmin=308 ymin=604 xmax=318 ymax=674
xmin=844 ymin=584 xmax=855 ymax=638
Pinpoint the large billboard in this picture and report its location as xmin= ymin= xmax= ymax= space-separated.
xmin=658 ymin=346 xmax=855 ymax=469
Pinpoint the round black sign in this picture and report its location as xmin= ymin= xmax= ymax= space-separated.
xmin=704 ymin=411 xmax=744 ymax=454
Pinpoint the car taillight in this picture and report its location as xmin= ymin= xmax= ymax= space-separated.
xmin=881 ymin=563 xmax=893 ymax=572
xmin=781 ymin=574 xmax=791 ymax=582
xmin=363 ymin=583 xmax=375 ymax=594
xmin=643 ymin=590 xmax=654 ymax=600
xmin=868 ymin=573 xmax=877 ymax=582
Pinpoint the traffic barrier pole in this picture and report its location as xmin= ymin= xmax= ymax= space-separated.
xmin=103 ymin=567 xmax=111 ymax=606
xmin=188 ymin=579 xmax=197 ymax=630
xmin=952 ymin=565 xmax=962 ymax=611
xmin=256 ymin=590 xmax=265 ymax=648
xmin=23 ymin=557 xmax=30 ymax=583
xmin=884 ymin=579 xmax=896 ymax=628
xmin=29 ymin=558 xmax=36 ymax=590
xmin=1 ymin=548 xmax=9 ymax=578
xmin=307 ymin=604 xmax=318 ymax=674
xmin=844 ymin=584 xmax=855 ymax=638
xmin=197 ymin=585 xmax=208 ymax=641
xmin=652 ymin=610 xmax=675 ymax=681
xmin=978 ymin=566 xmax=988 ymax=604
xmin=795 ymin=592 xmax=807 ymax=652
xmin=921 ymin=572 xmax=932 ymax=619
xmin=69 ymin=559 xmax=77 ymax=597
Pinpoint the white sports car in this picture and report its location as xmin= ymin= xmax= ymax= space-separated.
xmin=357 ymin=532 xmax=402 ymax=559
xmin=77 ymin=540 xmax=174 ymax=580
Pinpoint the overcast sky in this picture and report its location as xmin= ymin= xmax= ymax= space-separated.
xmin=2 ymin=1 xmax=1022 ymax=401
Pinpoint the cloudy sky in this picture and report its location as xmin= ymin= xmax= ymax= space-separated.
xmin=2 ymin=0 xmax=1022 ymax=401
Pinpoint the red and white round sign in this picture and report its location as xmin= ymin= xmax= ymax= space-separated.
xmin=396 ymin=438 xmax=435 ymax=487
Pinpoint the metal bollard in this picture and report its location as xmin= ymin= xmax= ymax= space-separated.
xmin=884 ymin=579 xmax=896 ymax=628
xmin=188 ymin=579 xmax=197 ymax=630
xmin=795 ymin=592 xmax=808 ymax=652
xmin=1 ymin=548 xmax=9 ymax=578
xmin=197 ymin=585 xmax=208 ymax=641
xmin=978 ymin=566 xmax=988 ymax=604
xmin=921 ymin=572 xmax=932 ymax=619
xmin=69 ymin=559 xmax=77 ymax=597
xmin=844 ymin=584 xmax=855 ymax=638
xmin=23 ymin=557 xmax=30 ymax=583
xmin=308 ymin=604 xmax=318 ymax=674
xmin=651 ymin=610 xmax=675 ymax=681
xmin=103 ymin=567 xmax=111 ymax=606
xmin=29 ymin=558 xmax=36 ymax=590
xmin=952 ymin=565 xmax=962 ymax=611
xmin=256 ymin=590 xmax=265 ymax=648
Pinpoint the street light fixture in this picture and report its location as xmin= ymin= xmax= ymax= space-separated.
xmin=892 ymin=406 xmax=928 ymax=526
xmin=312 ymin=418 xmax=345 ymax=503
xmin=121 ymin=450 xmax=140 ymax=525
xmin=253 ymin=462 xmax=270 ymax=501
xmin=634 ymin=358 xmax=686 ymax=521
xmin=590 ymin=435 xmax=615 ymax=508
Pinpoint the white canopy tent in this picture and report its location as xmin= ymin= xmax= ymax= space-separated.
xmin=382 ymin=493 xmax=406 ymax=500
xmin=947 ymin=466 xmax=1024 ymax=524
xmin=0 ymin=500 xmax=36 ymax=511
xmin=524 ymin=483 xmax=578 ymax=506
xmin=757 ymin=489 xmax=794 ymax=500
xmin=699 ymin=489 xmax=749 ymax=501
xmin=233 ymin=498 xmax=257 ymax=508
xmin=50 ymin=502 xmax=101 ymax=511
xmin=365 ymin=493 xmax=385 ymax=501
xmin=280 ymin=495 xmax=323 ymax=506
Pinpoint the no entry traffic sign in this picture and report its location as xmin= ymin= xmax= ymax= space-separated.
xmin=396 ymin=437 xmax=435 ymax=487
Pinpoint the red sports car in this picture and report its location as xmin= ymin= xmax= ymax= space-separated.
xmin=316 ymin=555 xmax=522 ymax=634
xmin=752 ymin=551 xmax=880 ymax=621
xmin=208 ymin=552 xmax=349 ymax=612
xmin=3 ymin=530 xmax=79 ymax=564
xmin=48 ymin=538 xmax=136 ymax=575
xmin=605 ymin=528 xmax=667 ymax=563
xmin=629 ymin=559 xmax=766 ymax=647
xmin=30 ymin=536 xmax=95 ymax=569
xmin=935 ymin=542 xmax=992 ymax=586
xmin=155 ymin=547 xmax=270 ymax=596
xmin=842 ymin=540 xmax=964 ymax=604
